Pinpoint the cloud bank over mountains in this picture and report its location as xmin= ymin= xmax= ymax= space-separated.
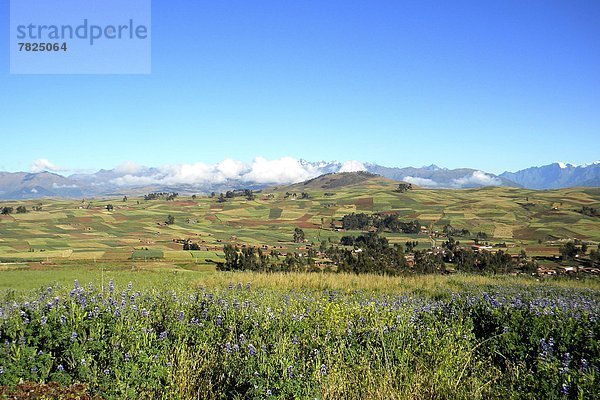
xmin=1 ymin=156 xmax=595 ymax=199
xmin=30 ymin=158 xmax=64 ymax=173
xmin=108 ymin=157 xmax=352 ymax=187
xmin=402 ymin=171 xmax=501 ymax=188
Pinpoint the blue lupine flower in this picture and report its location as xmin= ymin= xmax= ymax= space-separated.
xmin=103 ymin=369 xmax=110 ymax=375
xmin=581 ymin=358 xmax=589 ymax=371
xmin=57 ymin=364 xmax=64 ymax=371
xmin=320 ymin=364 xmax=327 ymax=376
xmin=70 ymin=332 xmax=78 ymax=341
xmin=159 ymin=331 xmax=168 ymax=341
xmin=287 ymin=365 xmax=294 ymax=378
xmin=248 ymin=344 xmax=257 ymax=356
xmin=124 ymin=352 xmax=131 ymax=362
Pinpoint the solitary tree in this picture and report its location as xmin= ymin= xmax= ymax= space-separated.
xmin=293 ymin=227 xmax=305 ymax=243
xmin=1 ymin=207 xmax=14 ymax=215
xmin=106 ymin=204 xmax=114 ymax=211
xmin=16 ymin=206 xmax=27 ymax=214
xmin=166 ymin=215 xmax=175 ymax=225
xmin=559 ymin=241 xmax=578 ymax=260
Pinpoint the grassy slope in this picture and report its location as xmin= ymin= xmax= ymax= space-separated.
xmin=0 ymin=174 xmax=598 ymax=265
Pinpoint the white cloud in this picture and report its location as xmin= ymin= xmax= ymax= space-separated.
xmin=115 ymin=161 xmax=146 ymax=175
xmin=339 ymin=160 xmax=366 ymax=173
xmin=242 ymin=157 xmax=319 ymax=184
xmin=52 ymin=183 xmax=78 ymax=189
xmin=108 ymin=157 xmax=376 ymax=188
xmin=217 ymin=158 xmax=248 ymax=179
xmin=403 ymin=176 xmax=440 ymax=187
xmin=112 ymin=174 xmax=162 ymax=186
xmin=30 ymin=158 xmax=63 ymax=173
xmin=109 ymin=157 xmax=361 ymax=187
xmin=452 ymin=171 xmax=501 ymax=187
xmin=30 ymin=188 xmax=38 ymax=193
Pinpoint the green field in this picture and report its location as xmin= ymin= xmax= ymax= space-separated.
xmin=0 ymin=175 xmax=598 ymax=267
xmin=1 ymin=174 xmax=599 ymax=398
xmin=0 ymin=271 xmax=598 ymax=399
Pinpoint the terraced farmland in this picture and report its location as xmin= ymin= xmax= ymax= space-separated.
xmin=0 ymin=174 xmax=598 ymax=265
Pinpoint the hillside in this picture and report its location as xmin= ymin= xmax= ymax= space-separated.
xmin=272 ymin=171 xmax=401 ymax=192
xmin=0 ymin=175 xmax=599 ymax=265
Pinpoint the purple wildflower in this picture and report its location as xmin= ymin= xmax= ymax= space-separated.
xmin=248 ymin=344 xmax=257 ymax=356
xmin=320 ymin=364 xmax=327 ymax=376
xmin=581 ymin=358 xmax=588 ymax=371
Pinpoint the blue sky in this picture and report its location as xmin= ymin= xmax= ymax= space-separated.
xmin=1 ymin=0 xmax=599 ymax=175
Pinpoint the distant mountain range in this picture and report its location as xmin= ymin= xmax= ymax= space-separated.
xmin=499 ymin=162 xmax=600 ymax=189
xmin=0 ymin=159 xmax=599 ymax=200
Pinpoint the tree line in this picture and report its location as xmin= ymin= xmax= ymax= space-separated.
xmin=144 ymin=192 xmax=179 ymax=201
xmin=217 ymin=232 xmax=525 ymax=276
xmin=340 ymin=212 xmax=421 ymax=233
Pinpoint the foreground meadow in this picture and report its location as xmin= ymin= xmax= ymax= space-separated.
xmin=0 ymin=271 xmax=598 ymax=399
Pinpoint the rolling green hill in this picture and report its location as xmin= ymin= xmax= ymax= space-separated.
xmin=0 ymin=173 xmax=598 ymax=265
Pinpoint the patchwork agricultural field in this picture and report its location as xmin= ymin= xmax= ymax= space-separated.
xmin=1 ymin=173 xmax=599 ymax=398
xmin=0 ymin=173 xmax=598 ymax=267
